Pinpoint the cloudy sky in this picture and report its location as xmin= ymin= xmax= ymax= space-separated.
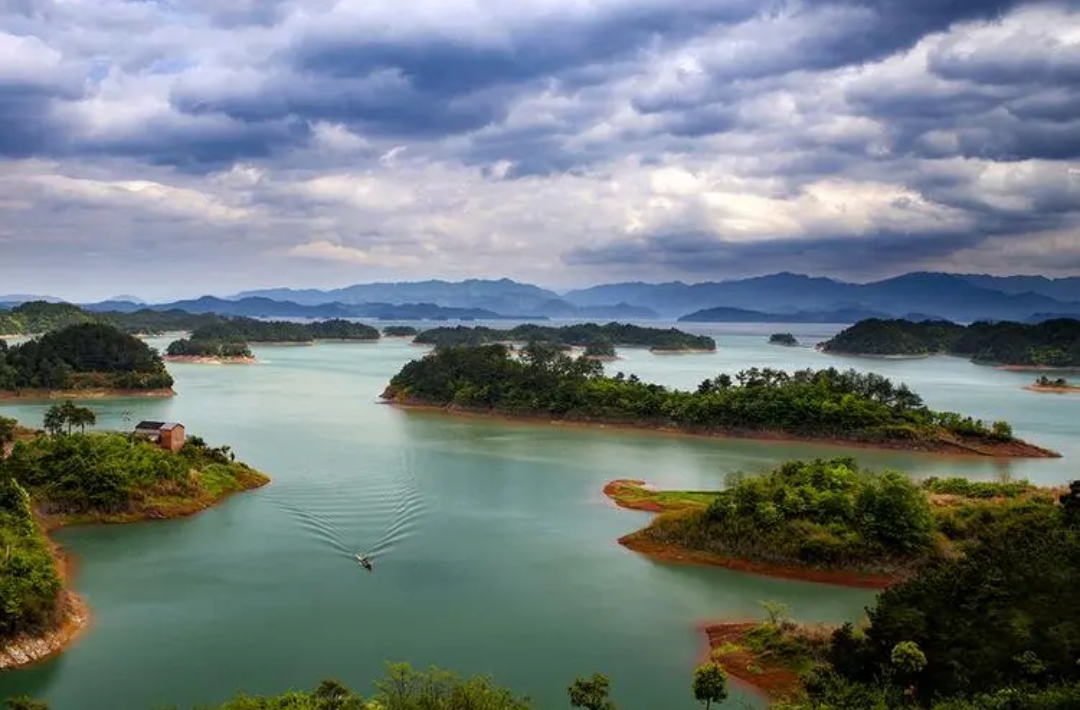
xmin=1 ymin=0 xmax=1078 ymax=300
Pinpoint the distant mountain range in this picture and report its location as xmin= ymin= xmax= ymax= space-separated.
xmin=6 ymin=272 xmax=1080 ymax=323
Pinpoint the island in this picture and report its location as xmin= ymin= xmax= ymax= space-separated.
xmin=381 ymin=344 xmax=1055 ymax=457
xmin=1025 ymin=375 xmax=1080 ymax=394
xmin=768 ymin=332 xmax=799 ymax=347
xmin=412 ymin=322 xmax=716 ymax=352
xmin=582 ymin=340 xmax=618 ymax=361
xmin=691 ymin=474 xmax=1080 ymax=710
xmin=163 ymin=318 xmax=381 ymax=362
xmin=820 ymin=317 xmax=1080 ymax=368
xmin=604 ymin=457 xmax=1057 ymax=586
xmin=0 ymin=322 xmax=174 ymax=399
xmin=382 ymin=325 xmax=420 ymax=337
xmin=0 ymin=406 xmax=268 ymax=669
xmin=165 ymin=338 xmax=256 ymax=364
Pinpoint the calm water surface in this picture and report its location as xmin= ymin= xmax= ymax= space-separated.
xmin=1 ymin=323 xmax=1076 ymax=709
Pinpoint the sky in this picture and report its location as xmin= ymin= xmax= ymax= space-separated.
xmin=1 ymin=0 xmax=1079 ymax=301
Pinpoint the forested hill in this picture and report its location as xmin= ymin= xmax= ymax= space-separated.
xmin=0 ymin=323 xmax=173 ymax=392
xmin=412 ymin=323 xmax=716 ymax=351
xmin=821 ymin=317 xmax=1080 ymax=367
xmin=382 ymin=343 xmax=1053 ymax=457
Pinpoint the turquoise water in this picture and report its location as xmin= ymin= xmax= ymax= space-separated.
xmin=0 ymin=323 xmax=1075 ymax=709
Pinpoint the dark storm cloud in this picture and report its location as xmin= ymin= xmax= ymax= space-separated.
xmin=563 ymin=228 xmax=988 ymax=277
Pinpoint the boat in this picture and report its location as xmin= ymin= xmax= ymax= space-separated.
xmin=356 ymin=553 xmax=373 ymax=571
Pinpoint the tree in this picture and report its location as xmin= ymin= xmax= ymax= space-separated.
xmin=568 ymin=673 xmax=615 ymax=710
xmin=692 ymin=663 xmax=728 ymax=710
xmin=42 ymin=401 xmax=95 ymax=435
xmin=0 ymin=415 xmax=16 ymax=447
xmin=4 ymin=697 xmax=48 ymax=710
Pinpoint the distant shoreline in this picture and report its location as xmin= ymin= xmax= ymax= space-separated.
xmin=384 ymin=399 xmax=1058 ymax=458
xmin=164 ymin=355 xmax=257 ymax=365
xmin=0 ymin=388 xmax=175 ymax=401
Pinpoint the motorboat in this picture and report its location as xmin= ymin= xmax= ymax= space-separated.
xmin=356 ymin=554 xmax=373 ymax=571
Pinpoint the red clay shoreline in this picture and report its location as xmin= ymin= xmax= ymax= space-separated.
xmin=383 ymin=398 xmax=1058 ymax=459
xmin=699 ymin=621 xmax=805 ymax=702
xmin=0 ymin=387 xmax=175 ymax=401
xmin=163 ymin=355 xmax=257 ymax=365
xmin=1024 ymin=384 xmax=1080 ymax=394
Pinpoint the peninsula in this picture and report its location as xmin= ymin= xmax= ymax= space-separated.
xmin=820 ymin=317 xmax=1080 ymax=368
xmin=0 ymin=322 xmax=174 ymax=399
xmin=604 ymin=458 xmax=1058 ymax=587
xmin=411 ymin=322 xmax=716 ymax=352
xmin=694 ymin=476 xmax=1080 ymax=710
xmin=381 ymin=344 xmax=1055 ymax=457
xmin=0 ymin=408 xmax=268 ymax=669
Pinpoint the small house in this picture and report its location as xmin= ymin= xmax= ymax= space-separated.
xmin=133 ymin=421 xmax=186 ymax=453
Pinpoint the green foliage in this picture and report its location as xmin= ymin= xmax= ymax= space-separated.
xmin=1035 ymin=375 xmax=1071 ymax=388
xmin=413 ymin=322 xmax=716 ymax=351
xmin=166 ymin=339 xmax=253 ymax=359
xmin=769 ymin=333 xmax=800 ymax=346
xmin=822 ymin=319 xmax=965 ymax=357
xmin=306 ymin=320 xmax=379 ymax=341
xmin=0 ymin=416 xmax=15 ymax=446
xmin=657 ymin=458 xmax=937 ymax=571
xmin=920 ymin=477 xmax=1033 ymax=499
xmin=568 ymin=673 xmax=616 ymax=710
xmin=0 ymin=478 xmax=62 ymax=643
xmin=0 ymin=301 xmax=95 ymax=335
xmin=0 ymin=323 xmax=173 ymax=391
xmin=42 ymin=401 xmax=96 ymax=435
xmin=823 ymin=317 xmax=1080 ymax=367
xmin=891 ymin=641 xmax=927 ymax=676
xmin=840 ymin=508 xmax=1080 ymax=703
xmin=382 ymin=325 xmax=419 ymax=337
xmin=387 ymin=346 xmax=1015 ymax=445
xmin=583 ymin=340 xmax=617 ymax=358
xmin=0 ymin=432 xmax=256 ymax=516
xmin=692 ymin=663 xmax=729 ymax=710
xmin=3 ymin=697 xmax=50 ymax=710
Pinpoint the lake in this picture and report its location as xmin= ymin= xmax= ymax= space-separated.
xmin=1 ymin=322 xmax=1076 ymax=709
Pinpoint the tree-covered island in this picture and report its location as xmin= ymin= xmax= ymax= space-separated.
xmin=0 ymin=323 xmax=174 ymax=398
xmin=165 ymin=339 xmax=255 ymax=364
xmin=820 ymin=317 xmax=1080 ymax=367
xmin=382 ymin=344 xmax=1054 ymax=457
xmin=164 ymin=319 xmax=380 ymax=364
xmin=411 ymin=322 xmax=716 ymax=352
xmin=769 ymin=333 xmax=800 ymax=346
xmin=605 ymin=457 xmax=1058 ymax=586
xmin=0 ymin=408 xmax=268 ymax=669
xmin=1025 ymin=375 xmax=1080 ymax=394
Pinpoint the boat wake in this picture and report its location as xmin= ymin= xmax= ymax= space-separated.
xmin=266 ymin=447 xmax=427 ymax=564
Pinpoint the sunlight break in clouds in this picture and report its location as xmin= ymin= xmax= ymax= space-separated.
xmin=0 ymin=0 xmax=1078 ymax=299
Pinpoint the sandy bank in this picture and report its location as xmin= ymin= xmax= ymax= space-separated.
xmin=1024 ymin=384 xmax=1080 ymax=394
xmin=0 ymin=388 xmax=175 ymax=401
xmin=649 ymin=348 xmax=716 ymax=355
xmin=617 ymin=530 xmax=897 ymax=588
xmin=699 ymin=622 xmax=805 ymax=702
xmin=813 ymin=343 xmax=932 ymax=359
xmin=384 ymin=398 xmax=1058 ymax=459
xmin=164 ymin=355 xmax=257 ymax=365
